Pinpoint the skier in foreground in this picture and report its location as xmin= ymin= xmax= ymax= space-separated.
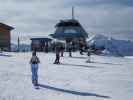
xmin=30 ymin=51 xmax=40 ymax=87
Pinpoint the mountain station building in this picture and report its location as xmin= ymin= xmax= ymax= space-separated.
xmin=0 ymin=23 xmax=14 ymax=51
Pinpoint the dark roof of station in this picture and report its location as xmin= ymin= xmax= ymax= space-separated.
xmin=30 ymin=38 xmax=52 ymax=42
xmin=55 ymin=19 xmax=81 ymax=27
xmin=0 ymin=23 xmax=14 ymax=30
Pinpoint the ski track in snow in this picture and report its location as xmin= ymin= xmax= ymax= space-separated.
xmin=0 ymin=52 xmax=133 ymax=100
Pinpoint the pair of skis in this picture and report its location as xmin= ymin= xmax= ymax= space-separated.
xmin=32 ymin=80 xmax=39 ymax=89
xmin=33 ymin=84 xmax=40 ymax=89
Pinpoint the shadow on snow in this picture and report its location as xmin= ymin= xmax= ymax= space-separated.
xmin=90 ymin=61 xmax=121 ymax=65
xmin=38 ymin=84 xmax=111 ymax=98
xmin=65 ymin=56 xmax=121 ymax=65
xmin=60 ymin=63 xmax=102 ymax=69
xmin=70 ymin=56 xmax=87 ymax=59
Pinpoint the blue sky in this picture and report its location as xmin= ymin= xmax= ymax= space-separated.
xmin=0 ymin=0 xmax=133 ymax=43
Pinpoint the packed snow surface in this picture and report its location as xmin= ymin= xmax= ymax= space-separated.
xmin=0 ymin=52 xmax=133 ymax=100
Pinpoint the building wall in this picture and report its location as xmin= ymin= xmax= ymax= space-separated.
xmin=0 ymin=27 xmax=11 ymax=50
xmin=31 ymin=39 xmax=52 ymax=52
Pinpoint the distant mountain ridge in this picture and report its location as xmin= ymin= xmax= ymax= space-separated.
xmin=11 ymin=43 xmax=31 ymax=52
xmin=87 ymin=34 xmax=133 ymax=56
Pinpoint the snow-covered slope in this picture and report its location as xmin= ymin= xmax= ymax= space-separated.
xmin=0 ymin=52 xmax=133 ymax=100
xmin=87 ymin=34 xmax=133 ymax=56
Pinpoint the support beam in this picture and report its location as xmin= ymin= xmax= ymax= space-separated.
xmin=72 ymin=6 xmax=75 ymax=19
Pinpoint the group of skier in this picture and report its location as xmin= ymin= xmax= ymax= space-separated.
xmin=30 ymin=43 xmax=91 ymax=87
xmin=53 ymin=42 xmax=74 ymax=64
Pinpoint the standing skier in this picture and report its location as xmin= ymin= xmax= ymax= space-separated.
xmin=86 ymin=49 xmax=91 ymax=63
xmin=30 ymin=51 xmax=40 ymax=86
xmin=54 ymin=45 xmax=60 ymax=64
xmin=68 ymin=42 xmax=72 ymax=57
xmin=60 ymin=45 xmax=65 ymax=57
xmin=79 ymin=41 xmax=84 ymax=55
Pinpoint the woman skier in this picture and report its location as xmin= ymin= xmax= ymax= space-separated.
xmin=30 ymin=51 xmax=40 ymax=86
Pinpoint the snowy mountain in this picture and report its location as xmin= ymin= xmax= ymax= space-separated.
xmin=87 ymin=34 xmax=133 ymax=56
xmin=11 ymin=43 xmax=31 ymax=52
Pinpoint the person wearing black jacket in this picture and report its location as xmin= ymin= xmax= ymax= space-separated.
xmin=54 ymin=45 xmax=60 ymax=64
xmin=30 ymin=51 xmax=40 ymax=86
xmin=60 ymin=45 xmax=65 ymax=57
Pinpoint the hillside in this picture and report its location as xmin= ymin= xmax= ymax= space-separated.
xmin=87 ymin=34 xmax=133 ymax=56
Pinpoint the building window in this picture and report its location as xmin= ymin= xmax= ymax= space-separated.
xmin=32 ymin=40 xmax=40 ymax=45
xmin=64 ymin=29 xmax=77 ymax=34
